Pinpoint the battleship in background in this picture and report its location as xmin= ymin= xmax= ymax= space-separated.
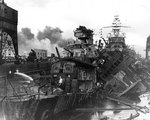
xmin=0 ymin=1 xmax=150 ymax=120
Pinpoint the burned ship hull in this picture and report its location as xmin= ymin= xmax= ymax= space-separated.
xmin=0 ymin=2 xmax=150 ymax=118
xmin=94 ymin=16 xmax=150 ymax=102
xmin=0 ymin=52 xmax=98 ymax=120
xmin=97 ymin=50 xmax=147 ymax=101
xmin=0 ymin=90 xmax=95 ymax=120
xmin=2 ymin=96 xmax=58 ymax=120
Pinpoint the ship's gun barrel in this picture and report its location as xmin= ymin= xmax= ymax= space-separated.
xmin=55 ymin=47 xmax=60 ymax=58
xmin=64 ymin=48 xmax=73 ymax=56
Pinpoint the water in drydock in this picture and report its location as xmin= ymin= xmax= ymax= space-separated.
xmin=52 ymin=93 xmax=150 ymax=120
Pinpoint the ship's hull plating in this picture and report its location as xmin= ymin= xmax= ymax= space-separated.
xmin=0 ymin=93 xmax=90 ymax=120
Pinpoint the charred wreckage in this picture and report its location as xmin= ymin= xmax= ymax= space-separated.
xmin=0 ymin=1 xmax=150 ymax=120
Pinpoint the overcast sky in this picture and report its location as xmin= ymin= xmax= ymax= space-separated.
xmin=6 ymin=0 xmax=150 ymax=57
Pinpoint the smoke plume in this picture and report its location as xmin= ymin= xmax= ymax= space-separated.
xmin=21 ymin=28 xmax=34 ymax=40
xmin=37 ymin=26 xmax=63 ymax=44
xmin=57 ymin=38 xmax=74 ymax=48
xmin=18 ymin=27 xmax=35 ymax=46
xmin=18 ymin=26 xmax=73 ymax=56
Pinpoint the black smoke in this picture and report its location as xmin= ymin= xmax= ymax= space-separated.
xmin=21 ymin=28 xmax=34 ymax=40
xmin=18 ymin=27 xmax=35 ymax=46
xmin=37 ymin=26 xmax=63 ymax=44
xmin=17 ymin=26 xmax=74 ymax=55
xmin=17 ymin=28 xmax=35 ymax=54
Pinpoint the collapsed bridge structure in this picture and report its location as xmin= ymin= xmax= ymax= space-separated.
xmin=0 ymin=1 xmax=150 ymax=120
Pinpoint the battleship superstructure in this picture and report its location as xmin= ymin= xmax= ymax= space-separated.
xmin=96 ymin=16 xmax=149 ymax=100
xmin=0 ymin=1 xmax=150 ymax=119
